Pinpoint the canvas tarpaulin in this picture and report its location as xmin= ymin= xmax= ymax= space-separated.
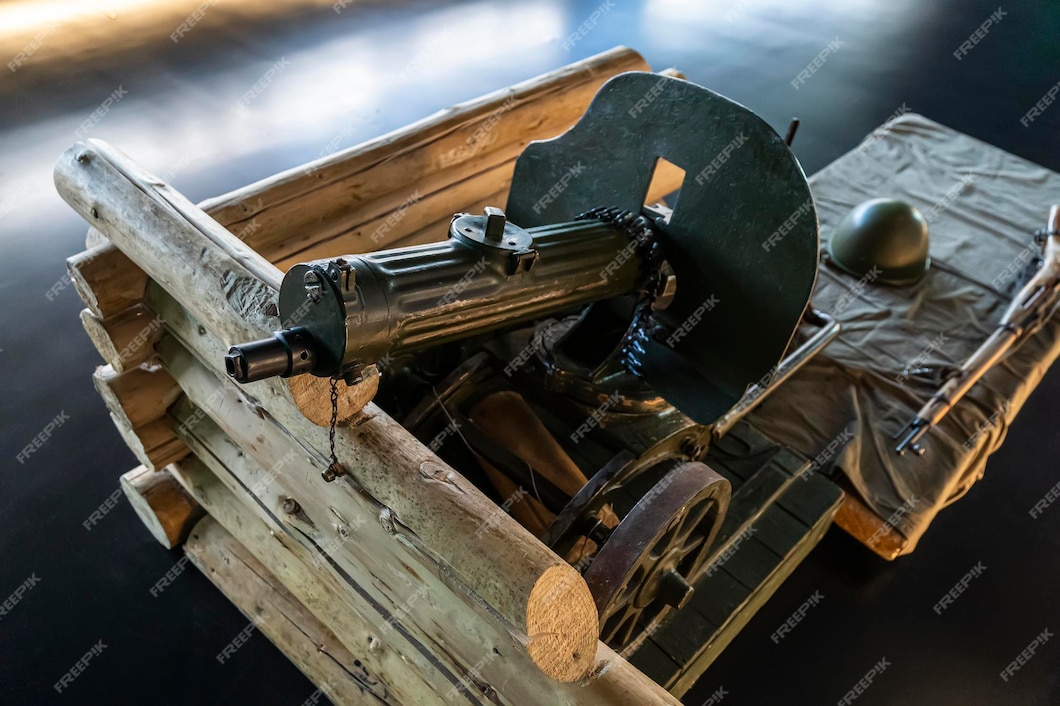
xmin=747 ymin=113 xmax=1060 ymax=554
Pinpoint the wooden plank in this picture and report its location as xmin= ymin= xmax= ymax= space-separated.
xmin=119 ymin=465 xmax=202 ymax=548
xmin=834 ymin=485 xmax=909 ymax=561
xmin=684 ymin=568 xmax=748 ymax=630
xmin=645 ymin=607 xmax=718 ymax=666
xmin=719 ymin=536 xmax=783 ymax=590
xmin=749 ymin=501 xmax=814 ymax=557
xmin=184 ymin=516 xmax=395 ymax=705
xmin=707 ymin=463 xmax=796 ymax=559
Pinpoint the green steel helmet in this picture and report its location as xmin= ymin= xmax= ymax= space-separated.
xmin=827 ymin=198 xmax=930 ymax=286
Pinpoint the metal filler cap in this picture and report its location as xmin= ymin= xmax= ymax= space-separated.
xmin=450 ymin=207 xmax=538 ymax=274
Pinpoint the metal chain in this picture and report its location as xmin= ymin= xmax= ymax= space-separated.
xmin=322 ymin=376 xmax=344 ymax=482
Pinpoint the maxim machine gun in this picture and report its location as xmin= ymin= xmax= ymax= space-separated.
xmin=224 ymin=73 xmax=840 ymax=658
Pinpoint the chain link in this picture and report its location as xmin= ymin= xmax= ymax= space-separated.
xmin=322 ymin=376 xmax=344 ymax=482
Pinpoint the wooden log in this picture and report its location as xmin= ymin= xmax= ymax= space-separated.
xmin=281 ymin=138 xmax=687 ymax=267
xmin=170 ymin=457 xmax=439 ymax=704
xmin=54 ymin=140 xmax=603 ymax=682
xmin=93 ymin=363 xmax=181 ymax=429
xmin=201 ymin=48 xmax=652 ymax=260
xmin=184 ymin=516 xmax=394 ymax=705
xmin=384 ymin=189 xmax=511 ymax=252
xmin=277 ymin=159 xmax=518 ymax=264
xmin=79 ymin=305 xmax=161 ymax=373
xmin=119 ymin=465 xmax=202 ymax=548
xmin=274 ymin=68 xmax=688 ymax=266
xmin=66 ymin=244 xmax=147 ymax=319
xmin=56 ymin=141 xmax=374 ymax=427
xmin=93 ymin=363 xmax=189 ymax=471
xmin=167 ymin=396 xmax=679 ymax=704
xmin=109 ymin=415 xmax=188 ymax=472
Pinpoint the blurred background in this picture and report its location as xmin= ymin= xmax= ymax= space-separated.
xmin=2 ymin=0 xmax=1058 ymax=704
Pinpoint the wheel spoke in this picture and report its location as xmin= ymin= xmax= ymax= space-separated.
xmin=616 ymin=608 xmax=642 ymax=646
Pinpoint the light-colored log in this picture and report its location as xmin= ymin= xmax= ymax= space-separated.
xmin=170 ymin=457 xmax=439 ymax=704
xmin=384 ymin=189 xmax=511 ymax=252
xmin=66 ymin=244 xmax=147 ymax=318
xmin=277 ymin=159 xmax=517 ymax=264
xmin=109 ymin=414 xmax=188 ymax=472
xmin=79 ymin=305 xmax=161 ymax=373
xmin=119 ymin=464 xmax=203 ymax=548
xmin=184 ymin=515 xmax=394 ymax=705
xmin=92 ymin=363 xmax=181 ymax=429
xmin=201 ymin=48 xmax=652 ymax=260
xmin=168 ymin=394 xmax=678 ymax=705
xmin=275 ymin=69 xmax=688 ymax=266
xmin=171 ymin=412 xmax=509 ymax=704
xmin=93 ymin=363 xmax=189 ymax=471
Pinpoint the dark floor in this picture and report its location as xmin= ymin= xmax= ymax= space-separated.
xmin=2 ymin=1 xmax=1059 ymax=704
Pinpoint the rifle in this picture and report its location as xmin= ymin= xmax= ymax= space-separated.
xmin=896 ymin=205 xmax=1060 ymax=455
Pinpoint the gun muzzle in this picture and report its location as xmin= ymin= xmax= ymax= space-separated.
xmin=225 ymin=328 xmax=316 ymax=383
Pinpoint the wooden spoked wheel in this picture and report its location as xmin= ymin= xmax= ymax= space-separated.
xmin=582 ymin=461 xmax=730 ymax=649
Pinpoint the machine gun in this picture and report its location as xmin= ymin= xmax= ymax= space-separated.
xmin=224 ymin=72 xmax=827 ymax=427
xmin=895 ymin=205 xmax=1060 ymax=455
xmin=223 ymin=72 xmax=833 ymax=648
